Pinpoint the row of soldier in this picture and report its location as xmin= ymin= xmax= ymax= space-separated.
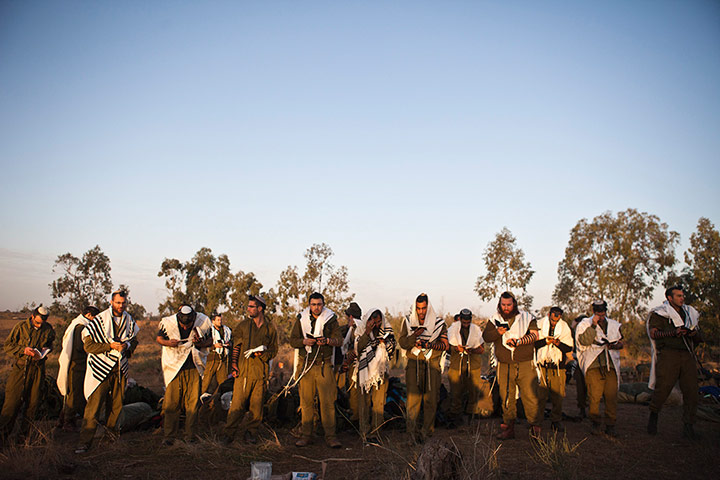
xmin=0 ymin=285 xmax=703 ymax=451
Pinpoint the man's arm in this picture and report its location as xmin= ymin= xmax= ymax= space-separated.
xmin=3 ymin=324 xmax=24 ymax=358
xmin=577 ymin=324 xmax=597 ymax=346
xmin=289 ymin=317 xmax=306 ymax=349
xmin=397 ymin=321 xmax=415 ymax=350
xmin=483 ymin=321 xmax=501 ymax=343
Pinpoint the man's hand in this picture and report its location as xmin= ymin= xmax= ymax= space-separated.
xmin=302 ymin=338 xmax=317 ymax=346
xmin=23 ymin=347 xmax=38 ymax=358
xmin=214 ymin=342 xmax=224 ymax=349
xmin=110 ymin=341 xmax=124 ymax=352
xmin=346 ymin=350 xmax=357 ymax=362
xmin=231 ymin=368 xmax=239 ymax=378
xmin=609 ymin=340 xmax=624 ymax=350
xmin=688 ymin=329 xmax=698 ymax=337
xmin=506 ymin=338 xmax=518 ymax=348
xmin=496 ymin=327 xmax=508 ymax=336
xmin=316 ymin=337 xmax=328 ymax=346
xmin=166 ymin=339 xmax=180 ymax=348
xmin=675 ymin=327 xmax=688 ymax=337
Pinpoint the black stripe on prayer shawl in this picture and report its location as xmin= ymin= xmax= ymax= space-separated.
xmin=357 ymin=327 xmax=395 ymax=371
xmin=89 ymin=356 xmax=113 ymax=375
xmin=87 ymin=319 xmax=111 ymax=344
xmin=117 ymin=316 xmax=126 ymax=338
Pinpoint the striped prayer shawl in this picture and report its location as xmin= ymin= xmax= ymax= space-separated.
xmin=212 ymin=324 xmax=232 ymax=355
xmin=354 ymin=308 xmax=396 ymax=392
xmin=82 ymin=308 xmax=139 ymax=399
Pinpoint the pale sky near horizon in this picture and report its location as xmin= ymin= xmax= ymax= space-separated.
xmin=1 ymin=1 xmax=719 ymax=318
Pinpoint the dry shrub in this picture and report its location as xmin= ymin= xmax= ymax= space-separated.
xmin=529 ymin=432 xmax=585 ymax=480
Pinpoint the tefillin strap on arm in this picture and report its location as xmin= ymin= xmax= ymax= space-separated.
xmin=516 ymin=332 xmax=537 ymax=346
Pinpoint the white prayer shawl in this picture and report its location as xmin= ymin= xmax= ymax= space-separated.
xmin=404 ymin=299 xmax=447 ymax=372
xmin=56 ymin=314 xmax=89 ymax=396
xmin=353 ymin=307 xmax=393 ymax=393
xmin=159 ymin=313 xmax=212 ymax=387
xmin=646 ymin=301 xmax=700 ymax=389
xmin=535 ymin=316 xmax=574 ymax=367
xmin=341 ymin=323 xmax=356 ymax=356
xmin=575 ymin=316 xmax=622 ymax=386
xmin=212 ymin=324 xmax=232 ymax=356
xmin=489 ymin=311 xmax=533 ymax=360
xmin=447 ymin=321 xmax=483 ymax=349
xmin=82 ymin=308 xmax=139 ymax=399
xmin=293 ymin=307 xmax=336 ymax=379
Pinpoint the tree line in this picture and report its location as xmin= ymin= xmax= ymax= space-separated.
xmin=47 ymin=208 xmax=719 ymax=346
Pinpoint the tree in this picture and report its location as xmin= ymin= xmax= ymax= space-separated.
xmin=667 ymin=217 xmax=720 ymax=343
xmin=50 ymin=245 xmax=113 ymax=317
xmin=275 ymin=243 xmax=355 ymax=328
xmin=117 ymin=284 xmax=148 ymax=321
xmin=474 ymin=227 xmax=535 ymax=310
xmin=553 ymin=209 xmax=679 ymax=323
xmin=157 ymin=247 xmax=233 ymax=315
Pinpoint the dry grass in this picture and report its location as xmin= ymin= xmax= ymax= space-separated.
xmin=529 ymin=432 xmax=585 ymax=480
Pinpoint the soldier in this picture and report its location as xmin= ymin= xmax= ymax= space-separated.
xmin=354 ymin=307 xmax=396 ymax=442
xmin=290 ymin=292 xmax=343 ymax=448
xmin=534 ymin=307 xmax=573 ymax=432
xmin=337 ymin=302 xmax=362 ymax=422
xmin=56 ymin=305 xmax=100 ymax=431
xmin=398 ymin=293 xmax=448 ymax=443
xmin=201 ymin=312 xmax=233 ymax=398
xmin=76 ymin=290 xmax=139 ymax=453
xmin=482 ymin=291 xmax=542 ymax=440
xmin=156 ymin=305 xmax=213 ymax=444
xmin=0 ymin=306 xmax=56 ymax=442
xmin=223 ymin=295 xmax=278 ymax=445
xmin=576 ymin=300 xmax=623 ymax=436
xmin=447 ymin=308 xmax=485 ymax=428
xmin=647 ymin=286 xmax=703 ymax=439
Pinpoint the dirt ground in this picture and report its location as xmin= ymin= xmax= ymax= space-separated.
xmin=0 ymin=312 xmax=719 ymax=479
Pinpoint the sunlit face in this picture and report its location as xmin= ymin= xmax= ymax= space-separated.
xmin=309 ymin=298 xmax=324 ymax=317
xmin=416 ymin=301 xmax=428 ymax=322
xmin=460 ymin=316 xmax=471 ymax=328
xmin=594 ymin=310 xmax=607 ymax=321
xmin=111 ymin=295 xmax=127 ymax=316
xmin=212 ymin=315 xmax=223 ymax=328
xmin=247 ymin=300 xmax=261 ymax=318
xmin=31 ymin=314 xmax=47 ymax=329
xmin=500 ymin=298 xmax=515 ymax=315
xmin=550 ymin=312 xmax=562 ymax=325
xmin=668 ymin=289 xmax=685 ymax=309
xmin=346 ymin=314 xmax=356 ymax=328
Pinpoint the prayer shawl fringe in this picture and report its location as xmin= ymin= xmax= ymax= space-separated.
xmin=646 ymin=302 xmax=700 ymax=389
xmin=490 ymin=311 xmax=533 ymax=361
xmin=447 ymin=320 xmax=482 ymax=372
xmin=159 ymin=313 xmax=212 ymax=387
xmin=353 ymin=307 xmax=395 ymax=393
xmin=56 ymin=314 xmax=89 ymax=396
xmin=575 ymin=317 xmax=622 ymax=386
xmin=534 ymin=316 xmax=574 ymax=383
xmin=293 ymin=307 xmax=335 ymax=380
xmin=212 ymin=324 xmax=232 ymax=356
xmin=82 ymin=308 xmax=139 ymax=399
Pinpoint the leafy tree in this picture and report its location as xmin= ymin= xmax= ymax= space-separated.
xmin=553 ymin=208 xmax=678 ymax=323
xmin=50 ymin=245 xmax=112 ymax=317
xmin=117 ymin=284 xmax=148 ymax=321
xmin=474 ymin=227 xmax=535 ymax=310
xmin=157 ymin=247 xmax=232 ymax=315
xmin=275 ymin=243 xmax=355 ymax=328
xmin=667 ymin=217 xmax=720 ymax=344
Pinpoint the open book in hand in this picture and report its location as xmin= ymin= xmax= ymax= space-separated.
xmin=30 ymin=347 xmax=50 ymax=359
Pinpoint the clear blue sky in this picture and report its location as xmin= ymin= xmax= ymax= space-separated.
xmin=1 ymin=0 xmax=719 ymax=317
